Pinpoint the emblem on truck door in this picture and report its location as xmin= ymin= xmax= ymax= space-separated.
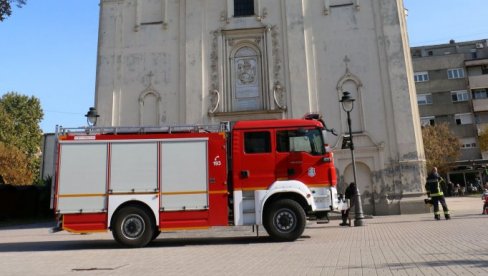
xmin=308 ymin=167 xmax=316 ymax=177
xmin=213 ymin=156 xmax=222 ymax=166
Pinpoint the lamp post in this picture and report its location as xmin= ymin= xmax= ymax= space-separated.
xmin=85 ymin=107 xmax=100 ymax=126
xmin=339 ymin=91 xmax=365 ymax=227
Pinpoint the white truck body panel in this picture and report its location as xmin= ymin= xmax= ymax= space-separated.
xmin=57 ymin=143 xmax=107 ymax=213
xmin=160 ymin=139 xmax=208 ymax=211
xmin=110 ymin=142 xmax=158 ymax=193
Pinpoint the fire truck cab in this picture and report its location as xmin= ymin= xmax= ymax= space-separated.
xmin=52 ymin=115 xmax=338 ymax=247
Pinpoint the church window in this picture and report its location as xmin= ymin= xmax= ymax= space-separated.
xmin=234 ymin=0 xmax=255 ymax=17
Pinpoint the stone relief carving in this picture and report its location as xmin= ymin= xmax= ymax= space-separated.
xmin=208 ymin=89 xmax=221 ymax=114
xmin=208 ymin=30 xmax=221 ymax=114
xmin=237 ymin=59 xmax=256 ymax=85
xmin=208 ymin=26 xmax=286 ymax=114
xmin=270 ymin=25 xmax=281 ymax=81
xmin=273 ymin=81 xmax=287 ymax=111
xmin=220 ymin=10 xmax=230 ymax=25
xmin=270 ymin=25 xmax=285 ymax=110
xmin=256 ymin=8 xmax=268 ymax=22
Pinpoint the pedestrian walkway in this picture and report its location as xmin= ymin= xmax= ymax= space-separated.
xmin=0 ymin=196 xmax=486 ymax=275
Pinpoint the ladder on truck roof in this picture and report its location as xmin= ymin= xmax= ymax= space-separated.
xmin=56 ymin=122 xmax=230 ymax=137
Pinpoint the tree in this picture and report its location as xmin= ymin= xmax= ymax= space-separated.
xmin=422 ymin=123 xmax=460 ymax=174
xmin=0 ymin=92 xmax=43 ymax=184
xmin=0 ymin=0 xmax=26 ymax=22
xmin=478 ymin=127 xmax=488 ymax=153
xmin=0 ymin=142 xmax=33 ymax=184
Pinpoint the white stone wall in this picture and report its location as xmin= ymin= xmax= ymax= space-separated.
xmin=95 ymin=0 xmax=426 ymax=214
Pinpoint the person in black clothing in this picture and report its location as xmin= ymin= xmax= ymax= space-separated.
xmin=425 ymin=167 xmax=450 ymax=220
xmin=340 ymin=182 xmax=357 ymax=226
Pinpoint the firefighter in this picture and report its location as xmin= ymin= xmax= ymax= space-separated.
xmin=340 ymin=182 xmax=357 ymax=226
xmin=425 ymin=167 xmax=450 ymax=220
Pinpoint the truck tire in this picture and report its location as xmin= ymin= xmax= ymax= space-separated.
xmin=263 ymin=199 xmax=306 ymax=241
xmin=112 ymin=206 xmax=154 ymax=248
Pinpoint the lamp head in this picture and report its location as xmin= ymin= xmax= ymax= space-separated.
xmin=85 ymin=107 xmax=100 ymax=126
xmin=340 ymin=91 xmax=355 ymax=112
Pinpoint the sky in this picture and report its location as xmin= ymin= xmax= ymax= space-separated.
xmin=1 ymin=0 xmax=488 ymax=133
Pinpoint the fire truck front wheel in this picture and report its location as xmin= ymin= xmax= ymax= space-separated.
xmin=263 ymin=199 xmax=306 ymax=241
xmin=112 ymin=206 xmax=155 ymax=248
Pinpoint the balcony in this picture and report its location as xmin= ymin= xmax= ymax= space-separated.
xmin=473 ymin=98 xmax=488 ymax=112
xmin=469 ymin=75 xmax=488 ymax=89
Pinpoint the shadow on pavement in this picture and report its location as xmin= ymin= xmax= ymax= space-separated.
xmin=0 ymin=221 xmax=55 ymax=230
xmin=388 ymin=259 xmax=488 ymax=269
xmin=0 ymin=235 xmax=311 ymax=252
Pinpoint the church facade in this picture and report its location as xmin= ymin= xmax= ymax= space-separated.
xmin=94 ymin=0 xmax=427 ymax=215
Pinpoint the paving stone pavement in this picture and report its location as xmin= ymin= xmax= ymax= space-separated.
xmin=0 ymin=196 xmax=487 ymax=275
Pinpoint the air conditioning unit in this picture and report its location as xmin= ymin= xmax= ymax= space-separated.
xmin=476 ymin=42 xmax=484 ymax=49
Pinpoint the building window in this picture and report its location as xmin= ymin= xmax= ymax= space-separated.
xmin=460 ymin=137 xmax=477 ymax=149
xmin=455 ymin=113 xmax=473 ymax=125
xmin=447 ymin=68 xmax=465 ymax=79
xmin=244 ymin=132 xmax=271 ymax=153
xmin=417 ymin=93 xmax=433 ymax=105
xmin=481 ymin=65 xmax=488 ymax=75
xmin=234 ymin=0 xmax=254 ymax=17
xmin=420 ymin=116 xmax=435 ymax=127
xmin=473 ymin=89 xmax=488 ymax=99
xmin=276 ymin=129 xmax=325 ymax=156
xmin=451 ymin=90 xmax=469 ymax=102
xmin=414 ymin=72 xmax=429 ymax=82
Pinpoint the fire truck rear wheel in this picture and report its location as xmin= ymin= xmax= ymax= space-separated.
xmin=263 ymin=199 xmax=306 ymax=241
xmin=112 ymin=206 xmax=155 ymax=248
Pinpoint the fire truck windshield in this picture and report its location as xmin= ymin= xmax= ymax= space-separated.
xmin=277 ymin=128 xmax=325 ymax=156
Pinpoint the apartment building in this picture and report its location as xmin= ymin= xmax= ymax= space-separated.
xmin=411 ymin=39 xmax=488 ymax=186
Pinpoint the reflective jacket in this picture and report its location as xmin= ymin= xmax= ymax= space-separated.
xmin=425 ymin=173 xmax=445 ymax=197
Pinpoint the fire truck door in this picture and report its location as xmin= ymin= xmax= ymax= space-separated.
xmin=275 ymin=129 xmax=327 ymax=184
xmin=234 ymin=131 xmax=275 ymax=189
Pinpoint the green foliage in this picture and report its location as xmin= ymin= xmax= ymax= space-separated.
xmin=422 ymin=123 xmax=460 ymax=174
xmin=0 ymin=92 xmax=43 ymax=185
xmin=0 ymin=0 xmax=26 ymax=21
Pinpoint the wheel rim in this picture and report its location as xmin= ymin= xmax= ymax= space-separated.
xmin=273 ymin=208 xmax=297 ymax=233
xmin=121 ymin=214 xmax=145 ymax=240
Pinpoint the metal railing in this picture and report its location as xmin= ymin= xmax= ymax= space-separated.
xmin=56 ymin=122 xmax=230 ymax=137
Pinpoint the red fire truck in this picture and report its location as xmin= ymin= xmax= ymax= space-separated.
xmin=51 ymin=114 xmax=338 ymax=247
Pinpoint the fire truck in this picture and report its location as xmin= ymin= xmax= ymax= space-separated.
xmin=51 ymin=114 xmax=338 ymax=247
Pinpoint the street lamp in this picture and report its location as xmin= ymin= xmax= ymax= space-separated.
xmin=85 ymin=107 xmax=100 ymax=126
xmin=339 ymin=91 xmax=365 ymax=227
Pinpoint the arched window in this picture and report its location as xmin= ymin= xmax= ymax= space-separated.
xmin=139 ymin=89 xmax=161 ymax=126
xmin=231 ymin=45 xmax=263 ymax=111
xmin=234 ymin=0 xmax=254 ymax=17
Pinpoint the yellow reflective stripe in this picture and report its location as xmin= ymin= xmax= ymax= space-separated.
xmin=161 ymin=191 xmax=207 ymax=195
xmin=209 ymin=190 xmax=227 ymax=195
